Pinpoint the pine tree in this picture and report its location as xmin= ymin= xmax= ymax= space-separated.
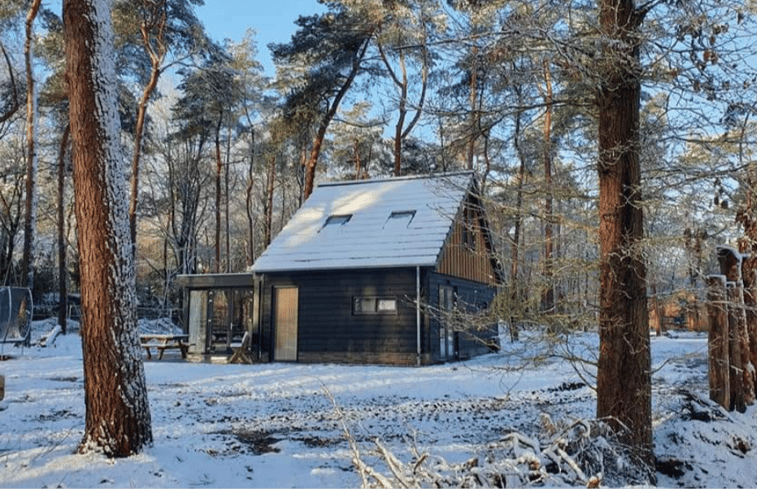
xmin=63 ymin=0 xmax=152 ymax=457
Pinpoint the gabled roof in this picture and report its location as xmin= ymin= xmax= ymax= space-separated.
xmin=251 ymin=172 xmax=474 ymax=273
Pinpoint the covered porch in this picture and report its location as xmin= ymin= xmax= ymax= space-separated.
xmin=176 ymin=273 xmax=267 ymax=361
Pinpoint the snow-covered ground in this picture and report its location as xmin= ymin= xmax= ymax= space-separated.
xmin=0 ymin=319 xmax=755 ymax=488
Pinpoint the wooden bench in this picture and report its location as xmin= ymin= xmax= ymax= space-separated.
xmin=140 ymin=334 xmax=190 ymax=360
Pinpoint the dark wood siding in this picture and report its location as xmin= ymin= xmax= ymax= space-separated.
xmin=427 ymin=272 xmax=498 ymax=362
xmin=260 ymin=268 xmax=430 ymax=364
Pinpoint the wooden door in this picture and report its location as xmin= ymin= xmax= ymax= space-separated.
xmin=274 ymin=286 xmax=298 ymax=361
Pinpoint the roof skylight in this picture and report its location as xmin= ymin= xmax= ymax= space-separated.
xmin=384 ymin=210 xmax=416 ymax=229
xmin=321 ymin=214 xmax=352 ymax=231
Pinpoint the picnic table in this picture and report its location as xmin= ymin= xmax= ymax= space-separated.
xmin=140 ymin=334 xmax=190 ymax=360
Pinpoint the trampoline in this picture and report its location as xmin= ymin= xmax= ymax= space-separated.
xmin=0 ymin=287 xmax=32 ymax=346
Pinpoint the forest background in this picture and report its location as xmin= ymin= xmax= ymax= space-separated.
xmin=1 ymin=0 xmax=757 ymax=467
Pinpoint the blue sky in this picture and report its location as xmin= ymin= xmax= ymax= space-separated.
xmin=195 ymin=0 xmax=326 ymax=75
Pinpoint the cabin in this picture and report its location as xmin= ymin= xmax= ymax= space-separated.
xmin=177 ymin=172 xmax=502 ymax=364
xmin=250 ymin=171 xmax=502 ymax=365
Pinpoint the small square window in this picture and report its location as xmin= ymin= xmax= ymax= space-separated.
xmin=353 ymin=296 xmax=397 ymax=315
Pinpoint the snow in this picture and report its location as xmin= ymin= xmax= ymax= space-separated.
xmin=1 ymin=320 xmax=757 ymax=488
xmin=251 ymin=172 xmax=472 ymax=273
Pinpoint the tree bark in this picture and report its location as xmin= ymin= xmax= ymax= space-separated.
xmin=727 ymin=283 xmax=748 ymax=412
xmin=64 ymin=0 xmax=152 ymax=457
xmin=594 ymin=0 xmax=652 ymax=463
xmin=707 ymin=275 xmax=729 ymax=409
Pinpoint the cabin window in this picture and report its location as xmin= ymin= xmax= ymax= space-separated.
xmin=321 ymin=214 xmax=352 ymax=231
xmin=353 ymin=296 xmax=397 ymax=315
xmin=384 ymin=210 xmax=416 ymax=229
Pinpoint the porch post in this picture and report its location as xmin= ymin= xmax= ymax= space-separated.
xmin=417 ymin=266 xmax=421 ymax=366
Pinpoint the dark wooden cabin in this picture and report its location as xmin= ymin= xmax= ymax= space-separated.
xmin=250 ymin=172 xmax=502 ymax=365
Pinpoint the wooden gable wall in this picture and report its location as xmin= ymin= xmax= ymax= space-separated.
xmin=436 ymin=201 xmax=499 ymax=286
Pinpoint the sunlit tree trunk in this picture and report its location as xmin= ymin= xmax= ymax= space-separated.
xmin=302 ymin=38 xmax=368 ymax=199
xmin=129 ymin=0 xmax=167 ymax=249
xmin=64 ymin=0 xmax=152 ymax=457
xmin=595 ymin=0 xmax=652 ymax=465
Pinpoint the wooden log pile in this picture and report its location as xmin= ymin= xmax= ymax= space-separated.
xmin=707 ymin=246 xmax=757 ymax=412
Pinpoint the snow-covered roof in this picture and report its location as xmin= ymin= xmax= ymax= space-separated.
xmin=251 ymin=172 xmax=474 ymax=273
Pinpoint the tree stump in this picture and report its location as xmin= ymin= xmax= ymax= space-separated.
xmin=715 ymin=245 xmax=756 ymax=411
xmin=707 ymin=275 xmax=729 ymax=409
xmin=727 ymin=283 xmax=748 ymax=412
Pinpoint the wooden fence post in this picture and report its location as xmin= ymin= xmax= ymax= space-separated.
xmin=707 ymin=275 xmax=729 ymax=409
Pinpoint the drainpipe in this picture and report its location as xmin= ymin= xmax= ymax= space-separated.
xmin=416 ymin=266 xmax=421 ymax=366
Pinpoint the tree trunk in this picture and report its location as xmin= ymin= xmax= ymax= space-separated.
xmin=743 ymin=266 xmax=757 ymax=386
xmin=717 ymin=246 xmax=755 ymax=410
xmin=303 ymin=38 xmax=370 ymax=199
xmin=57 ymin=124 xmax=70 ymax=334
xmin=379 ymin=40 xmax=429 ymax=178
xmin=0 ymin=43 xmax=20 ymax=124
xmin=466 ymin=46 xmax=478 ymax=172
xmin=594 ymin=0 xmax=652 ymax=463
xmin=225 ymin=127 xmax=231 ymax=273
xmin=264 ymin=155 xmax=276 ymax=248
xmin=214 ymin=115 xmax=223 ymax=273
xmin=727 ymin=283 xmax=748 ymax=412
xmin=245 ymin=127 xmax=255 ymax=266
xmin=508 ymin=101 xmax=527 ymax=343
xmin=23 ymin=0 xmax=42 ymax=291
xmin=393 ymin=49 xmax=407 ymax=177
xmin=541 ymin=60 xmax=555 ymax=314
xmin=64 ymin=0 xmax=152 ymax=457
xmin=129 ymin=1 xmax=167 ymax=249
xmin=707 ymin=275 xmax=730 ymax=409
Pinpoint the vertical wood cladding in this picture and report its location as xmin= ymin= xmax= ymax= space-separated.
xmin=437 ymin=204 xmax=498 ymax=286
xmin=260 ymin=268 xmax=498 ymax=364
xmin=261 ymin=268 xmax=422 ymax=363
